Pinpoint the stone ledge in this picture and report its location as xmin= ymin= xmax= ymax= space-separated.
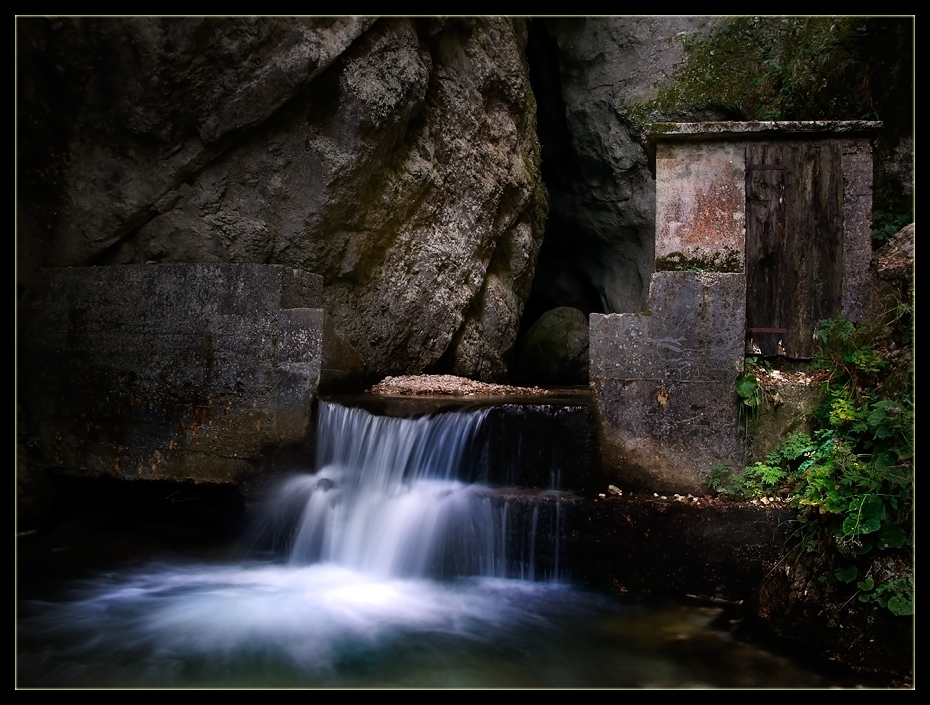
xmin=647 ymin=120 xmax=883 ymax=142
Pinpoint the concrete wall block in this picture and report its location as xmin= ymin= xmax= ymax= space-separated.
xmin=590 ymin=271 xmax=746 ymax=492
xmin=319 ymin=312 xmax=366 ymax=393
xmin=589 ymin=312 xmax=653 ymax=380
xmin=593 ymin=377 xmax=744 ymax=493
xmin=646 ymin=271 xmax=746 ymax=381
xmin=591 ymin=272 xmax=745 ymax=384
xmin=274 ymin=308 xmax=323 ymax=417
xmin=278 ymin=267 xmax=324 ymax=310
xmin=655 ymin=141 xmax=746 ymax=268
xmin=18 ymin=264 xmax=345 ymax=485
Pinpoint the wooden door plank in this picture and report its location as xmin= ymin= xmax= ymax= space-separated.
xmin=745 ymin=140 xmax=845 ymax=360
xmin=745 ymin=144 xmax=786 ymax=357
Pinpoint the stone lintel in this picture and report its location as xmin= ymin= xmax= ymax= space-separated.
xmin=647 ymin=120 xmax=883 ymax=143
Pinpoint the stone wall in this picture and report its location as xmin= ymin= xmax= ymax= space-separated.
xmin=591 ymin=273 xmax=746 ymax=492
xmin=18 ymin=264 xmax=363 ymax=487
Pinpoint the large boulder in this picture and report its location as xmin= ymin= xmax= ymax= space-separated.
xmin=17 ymin=17 xmax=546 ymax=383
xmin=874 ymin=222 xmax=915 ymax=304
xmin=517 ymin=306 xmax=589 ymax=385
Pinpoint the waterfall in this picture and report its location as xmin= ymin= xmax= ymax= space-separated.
xmin=251 ymin=401 xmax=565 ymax=580
xmin=17 ymin=395 xmax=844 ymax=688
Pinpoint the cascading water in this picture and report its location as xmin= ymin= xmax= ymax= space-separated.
xmin=250 ymin=401 xmax=565 ymax=581
xmin=17 ymin=396 xmax=845 ymax=688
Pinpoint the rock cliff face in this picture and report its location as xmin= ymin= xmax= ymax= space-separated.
xmin=525 ymin=17 xmax=721 ymax=321
xmin=18 ymin=17 xmax=912 ymax=383
xmin=18 ymin=17 xmax=546 ymax=383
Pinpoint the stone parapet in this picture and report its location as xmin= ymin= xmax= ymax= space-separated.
xmin=18 ymin=264 xmax=363 ymax=486
xmin=646 ymin=120 xmax=883 ymax=141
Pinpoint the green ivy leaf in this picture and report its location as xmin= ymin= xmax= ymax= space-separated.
xmin=877 ymin=524 xmax=907 ymax=549
xmin=834 ymin=565 xmax=858 ymax=583
xmin=887 ymin=594 xmax=914 ymax=616
xmin=736 ymin=375 xmax=760 ymax=406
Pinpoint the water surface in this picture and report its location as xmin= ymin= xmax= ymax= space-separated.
xmin=16 ymin=400 xmax=856 ymax=688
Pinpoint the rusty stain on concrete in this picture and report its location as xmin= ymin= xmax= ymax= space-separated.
xmin=656 ymin=142 xmax=745 ymax=266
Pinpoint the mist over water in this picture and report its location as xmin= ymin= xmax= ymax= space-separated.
xmin=17 ymin=401 xmax=842 ymax=688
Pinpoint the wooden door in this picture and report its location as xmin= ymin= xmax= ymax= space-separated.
xmin=745 ymin=141 xmax=844 ymax=359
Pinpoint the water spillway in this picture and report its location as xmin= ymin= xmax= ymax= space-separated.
xmin=250 ymin=400 xmax=576 ymax=581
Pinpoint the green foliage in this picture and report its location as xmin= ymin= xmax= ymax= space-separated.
xmin=709 ymin=310 xmax=913 ymax=615
xmin=868 ymin=577 xmax=915 ymax=616
xmin=735 ymin=371 xmax=761 ymax=416
xmin=834 ymin=565 xmax=914 ymax=616
xmin=871 ymin=207 xmax=913 ymax=249
xmin=813 ymin=317 xmax=890 ymax=391
xmin=627 ymin=17 xmax=911 ymax=133
xmin=735 ymin=357 xmax=769 ymax=435
xmin=705 ymin=461 xmax=732 ymax=494
xmin=834 ymin=564 xmax=858 ymax=583
xmin=730 ymin=461 xmax=786 ymax=499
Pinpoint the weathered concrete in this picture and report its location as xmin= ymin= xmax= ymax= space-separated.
xmin=654 ymin=141 xmax=745 ymax=272
xmin=841 ymin=137 xmax=879 ymax=322
xmin=18 ymin=264 xmax=363 ymax=488
xmin=591 ymin=272 xmax=746 ymax=493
